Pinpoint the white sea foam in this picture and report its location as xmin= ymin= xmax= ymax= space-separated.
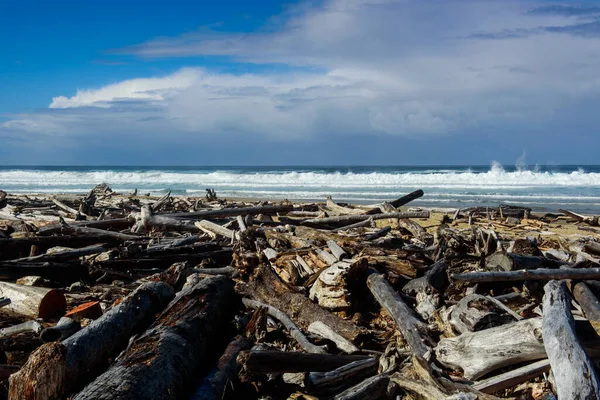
xmin=0 ymin=168 xmax=599 ymax=189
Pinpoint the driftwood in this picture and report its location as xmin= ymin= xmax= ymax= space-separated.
xmin=308 ymin=321 xmax=359 ymax=353
xmin=388 ymin=189 xmax=424 ymax=208
xmin=304 ymin=211 xmax=429 ymax=226
xmin=449 ymin=294 xmax=518 ymax=334
xmin=0 ymin=320 xmax=43 ymax=338
xmin=435 ymin=318 xmax=546 ymax=379
xmin=473 ymin=359 xmax=551 ymax=394
xmin=190 ymin=335 xmax=250 ymax=400
xmin=452 ymin=267 xmax=600 ymax=283
xmin=307 ymin=357 xmax=378 ymax=394
xmin=242 ymin=298 xmax=326 ymax=354
xmin=237 ymin=264 xmax=364 ymax=342
xmin=573 ymin=281 xmax=600 ymax=334
xmin=332 ymin=374 xmax=390 ymax=400
xmin=309 ymin=260 xmax=365 ymax=312
xmin=0 ymin=282 xmax=66 ymax=320
xmin=165 ymin=204 xmax=294 ymax=219
xmin=72 ymin=276 xmax=236 ymax=400
xmin=367 ymin=272 xmax=430 ymax=358
xmin=542 ymin=280 xmax=600 ymax=399
xmin=485 ymin=251 xmax=566 ymax=271
xmin=40 ymin=317 xmax=80 ymax=342
xmin=237 ymin=350 xmax=370 ymax=373
xmin=9 ymin=281 xmax=175 ymax=400
xmin=195 ymin=219 xmax=237 ymax=240
xmin=326 ymin=197 xmax=369 ymax=216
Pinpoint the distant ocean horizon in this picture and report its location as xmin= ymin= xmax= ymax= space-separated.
xmin=1 ymin=163 xmax=600 ymax=213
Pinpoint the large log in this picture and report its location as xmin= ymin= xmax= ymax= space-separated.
xmin=389 ymin=189 xmax=424 ymax=208
xmin=572 ymin=281 xmax=600 ymax=334
xmin=367 ymin=272 xmax=430 ymax=358
xmin=9 ymin=281 xmax=175 ymax=400
xmin=452 ymin=267 xmax=600 ymax=283
xmin=485 ymin=251 xmax=566 ymax=271
xmin=164 ymin=204 xmax=294 ymax=219
xmin=236 ymin=263 xmax=364 ymax=343
xmin=542 ymin=280 xmax=600 ymax=399
xmin=237 ymin=350 xmax=371 ymax=374
xmin=0 ymin=282 xmax=66 ymax=320
xmin=435 ymin=318 xmax=546 ymax=380
xmin=72 ymin=275 xmax=236 ymax=400
xmin=303 ymin=211 xmax=429 ymax=226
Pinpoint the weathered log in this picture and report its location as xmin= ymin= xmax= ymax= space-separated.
xmin=7 ymin=243 xmax=106 ymax=263
xmin=367 ymin=272 xmax=430 ymax=358
xmin=542 ymin=280 xmax=600 ymax=399
xmin=326 ymin=196 xmax=369 ymax=215
xmin=308 ymin=321 xmax=359 ymax=353
xmin=327 ymin=240 xmax=348 ymax=261
xmin=304 ymin=211 xmax=429 ymax=226
xmin=485 ymin=251 xmax=566 ymax=271
xmin=309 ymin=260 xmax=366 ymax=312
xmin=242 ymin=298 xmax=326 ymax=354
xmin=452 ymin=267 xmax=600 ymax=283
xmin=364 ymin=226 xmax=391 ymax=241
xmin=9 ymin=281 xmax=175 ymax=400
xmin=0 ymin=282 xmax=66 ymax=320
xmin=132 ymin=205 xmax=198 ymax=233
xmin=449 ymin=294 xmax=518 ymax=334
xmin=60 ymin=224 xmax=143 ymax=241
xmin=72 ymin=276 xmax=236 ymax=400
xmin=0 ymin=319 xmax=43 ymax=338
xmin=307 ymin=357 xmax=378 ymax=394
xmin=558 ymin=208 xmax=598 ymax=226
xmin=37 ymin=218 xmax=132 ymax=235
xmin=190 ymin=335 xmax=250 ymax=400
xmin=402 ymin=259 xmax=448 ymax=295
xmin=332 ymin=374 xmax=390 ymax=400
xmin=237 ymin=264 xmax=364 ymax=342
xmin=64 ymin=301 xmax=103 ymax=322
xmin=52 ymin=197 xmax=88 ymax=219
xmin=165 ymin=204 xmax=294 ymax=219
xmin=237 ymin=350 xmax=370 ymax=373
xmin=435 ymin=318 xmax=546 ymax=380
xmin=389 ymin=189 xmax=424 ymax=208
xmin=331 ymin=218 xmax=374 ymax=232
xmin=573 ymin=281 xmax=600 ymax=334
xmin=40 ymin=317 xmax=80 ymax=342
xmin=195 ymin=219 xmax=237 ymax=240
xmin=473 ymin=359 xmax=551 ymax=394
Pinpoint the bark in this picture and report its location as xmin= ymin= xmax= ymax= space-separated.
xmin=8 ymin=281 xmax=175 ymax=400
xmin=0 ymin=282 xmax=66 ymax=320
xmin=72 ymin=276 xmax=236 ymax=400
xmin=542 ymin=280 xmax=600 ymax=400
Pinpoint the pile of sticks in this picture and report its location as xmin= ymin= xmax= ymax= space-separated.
xmin=0 ymin=185 xmax=600 ymax=399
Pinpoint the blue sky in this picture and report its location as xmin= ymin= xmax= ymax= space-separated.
xmin=1 ymin=0 xmax=600 ymax=165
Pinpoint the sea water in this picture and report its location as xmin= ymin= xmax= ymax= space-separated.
xmin=1 ymin=163 xmax=599 ymax=213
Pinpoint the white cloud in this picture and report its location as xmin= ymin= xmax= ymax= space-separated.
xmin=4 ymin=0 xmax=600 ymax=149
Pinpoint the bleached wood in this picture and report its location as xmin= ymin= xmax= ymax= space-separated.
xmin=308 ymin=321 xmax=359 ymax=353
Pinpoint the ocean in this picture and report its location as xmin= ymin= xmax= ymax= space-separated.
xmin=1 ymin=163 xmax=600 ymax=213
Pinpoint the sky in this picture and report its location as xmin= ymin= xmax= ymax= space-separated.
xmin=1 ymin=0 xmax=600 ymax=165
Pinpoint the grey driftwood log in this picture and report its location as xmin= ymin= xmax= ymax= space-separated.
xmin=542 ymin=280 xmax=600 ymax=400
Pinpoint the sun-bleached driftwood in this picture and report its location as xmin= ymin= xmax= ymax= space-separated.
xmin=40 ymin=317 xmax=80 ymax=342
xmin=165 ymin=204 xmax=294 ymax=219
xmin=309 ymin=260 xmax=365 ymax=312
xmin=558 ymin=208 xmax=598 ymax=226
xmin=402 ymin=259 xmax=448 ymax=295
xmin=132 ymin=205 xmax=198 ymax=233
xmin=237 ymin=350 xmax=370 ymax=374
xmin=332 ymin=374 xmax=390 ymax=400
xmin=435 ymin=318 xmax=546 ymax=380
xmin=60 ymin=224 xmax=143 ymax=241
xmin=367 ymin=272 xmax=430 ymax=358
xmin=473 ymin=359 xmax=551 ymax=394
xmin=0 ymin=282 xmax=66 ymax=320
xmin=195 ymin=219 xmax=238 ymax=240
xmin=542 ymin=280 xmax=600 ymax=400
xmin=72 ymin=276 xmax=236 ymax=400
xmin=9 ymin=281 xmax=174 ymax=400
xmin=242 ymin=298 xmax=326 ymax=354
xmin=485 ymin=251 xmax=567 ymax=271
xmin=326 ymin=196 xmax=369 ymax=216
xmin=307 ymin=357 xmax=378 ymax=394
xmin=331 ymin=218 xmax=374 ymax=232
xmin=327 ymin=240 xmax=348 ymax=260
xmin=0 ymin=319 xmax=43 ymax=338
xmin=52 ymin=197 xmax=89 ymax=219
xmin=308 ymin=321 xmax=359 ymax=353
xmin=304 ymin=211 xmax=430 ymax=226
xmin=449 ymin=294 xmax=518 ymax=334
xmin=190 ymin=335 xmax=250 ymax=400
xmin=317 ymin=249 xmax=338 ymax=265
xmin=452 ymin=267 xmax=600 ymax=283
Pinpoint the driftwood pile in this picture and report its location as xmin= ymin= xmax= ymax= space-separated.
xmin=1 ymin=185 xmax=600 ymax=399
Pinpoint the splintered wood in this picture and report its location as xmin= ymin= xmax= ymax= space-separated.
xmin=0 ymin=185 xmax=599 ymax=399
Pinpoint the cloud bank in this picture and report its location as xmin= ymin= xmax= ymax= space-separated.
xmin=3 ymin=0 xmax=600 ymax=164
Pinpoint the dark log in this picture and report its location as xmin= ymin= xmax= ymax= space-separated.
xmin=332 ymin=374 xmax=390 ymax=400
xmin=9 ymin=281 xmax=175 ymax=400
xmin=236 ymin=350 xmax=371 ymax=373
xmin=40 ymin=317 xmax=80 ymax=342
xmin=37 ymin=218 xmax=132 ymax=235
xmin=485 ymin=251 xmax=566 ymax=271
xmin=473 ymin=359 xmax=551 ymax=394
xmin=72 ymin=276 xmax=236 ymax=400
xmin=60 ymin=225 xmax=143 ymax=241
xmin=190 ymin=335 xmax=250 ymax=400
xmin=0 ymin=365 xmax=20 ymax=380
xmin=402 ymin=259 xmax=448 ymax=295
xmin=542 ymin=280 xmax=600 ymax=399
xmin=452 ymin=267 xmax=600 ymax=283
xmin=303 ymin=211 xmax=429 ymax=226
xmin=331 ymin=219 xmax=374 ymax=232
xmin=364 ymin=226 xmax=391 ymax=241
xmin=237 ymin=264 xmax=364 ymax=343
xmin=164 ymin=204 xmax=294 ymax=219
xmin=584 ymin=241 xmax=600 ymax=256
xmin=389 ymin=189 xmax=424 ymax=208
xmin=367 ymin=272 xmax=430 ymax=358
xmin=7 ymin=244 xmax=106 ymax=263
xmin=307 ymin=357 xmax=378 ymax=394
xmin=0 ymin=261 xmax=87 ymax=284
xmin=0 ymin=282 xmax=66 ymax=320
